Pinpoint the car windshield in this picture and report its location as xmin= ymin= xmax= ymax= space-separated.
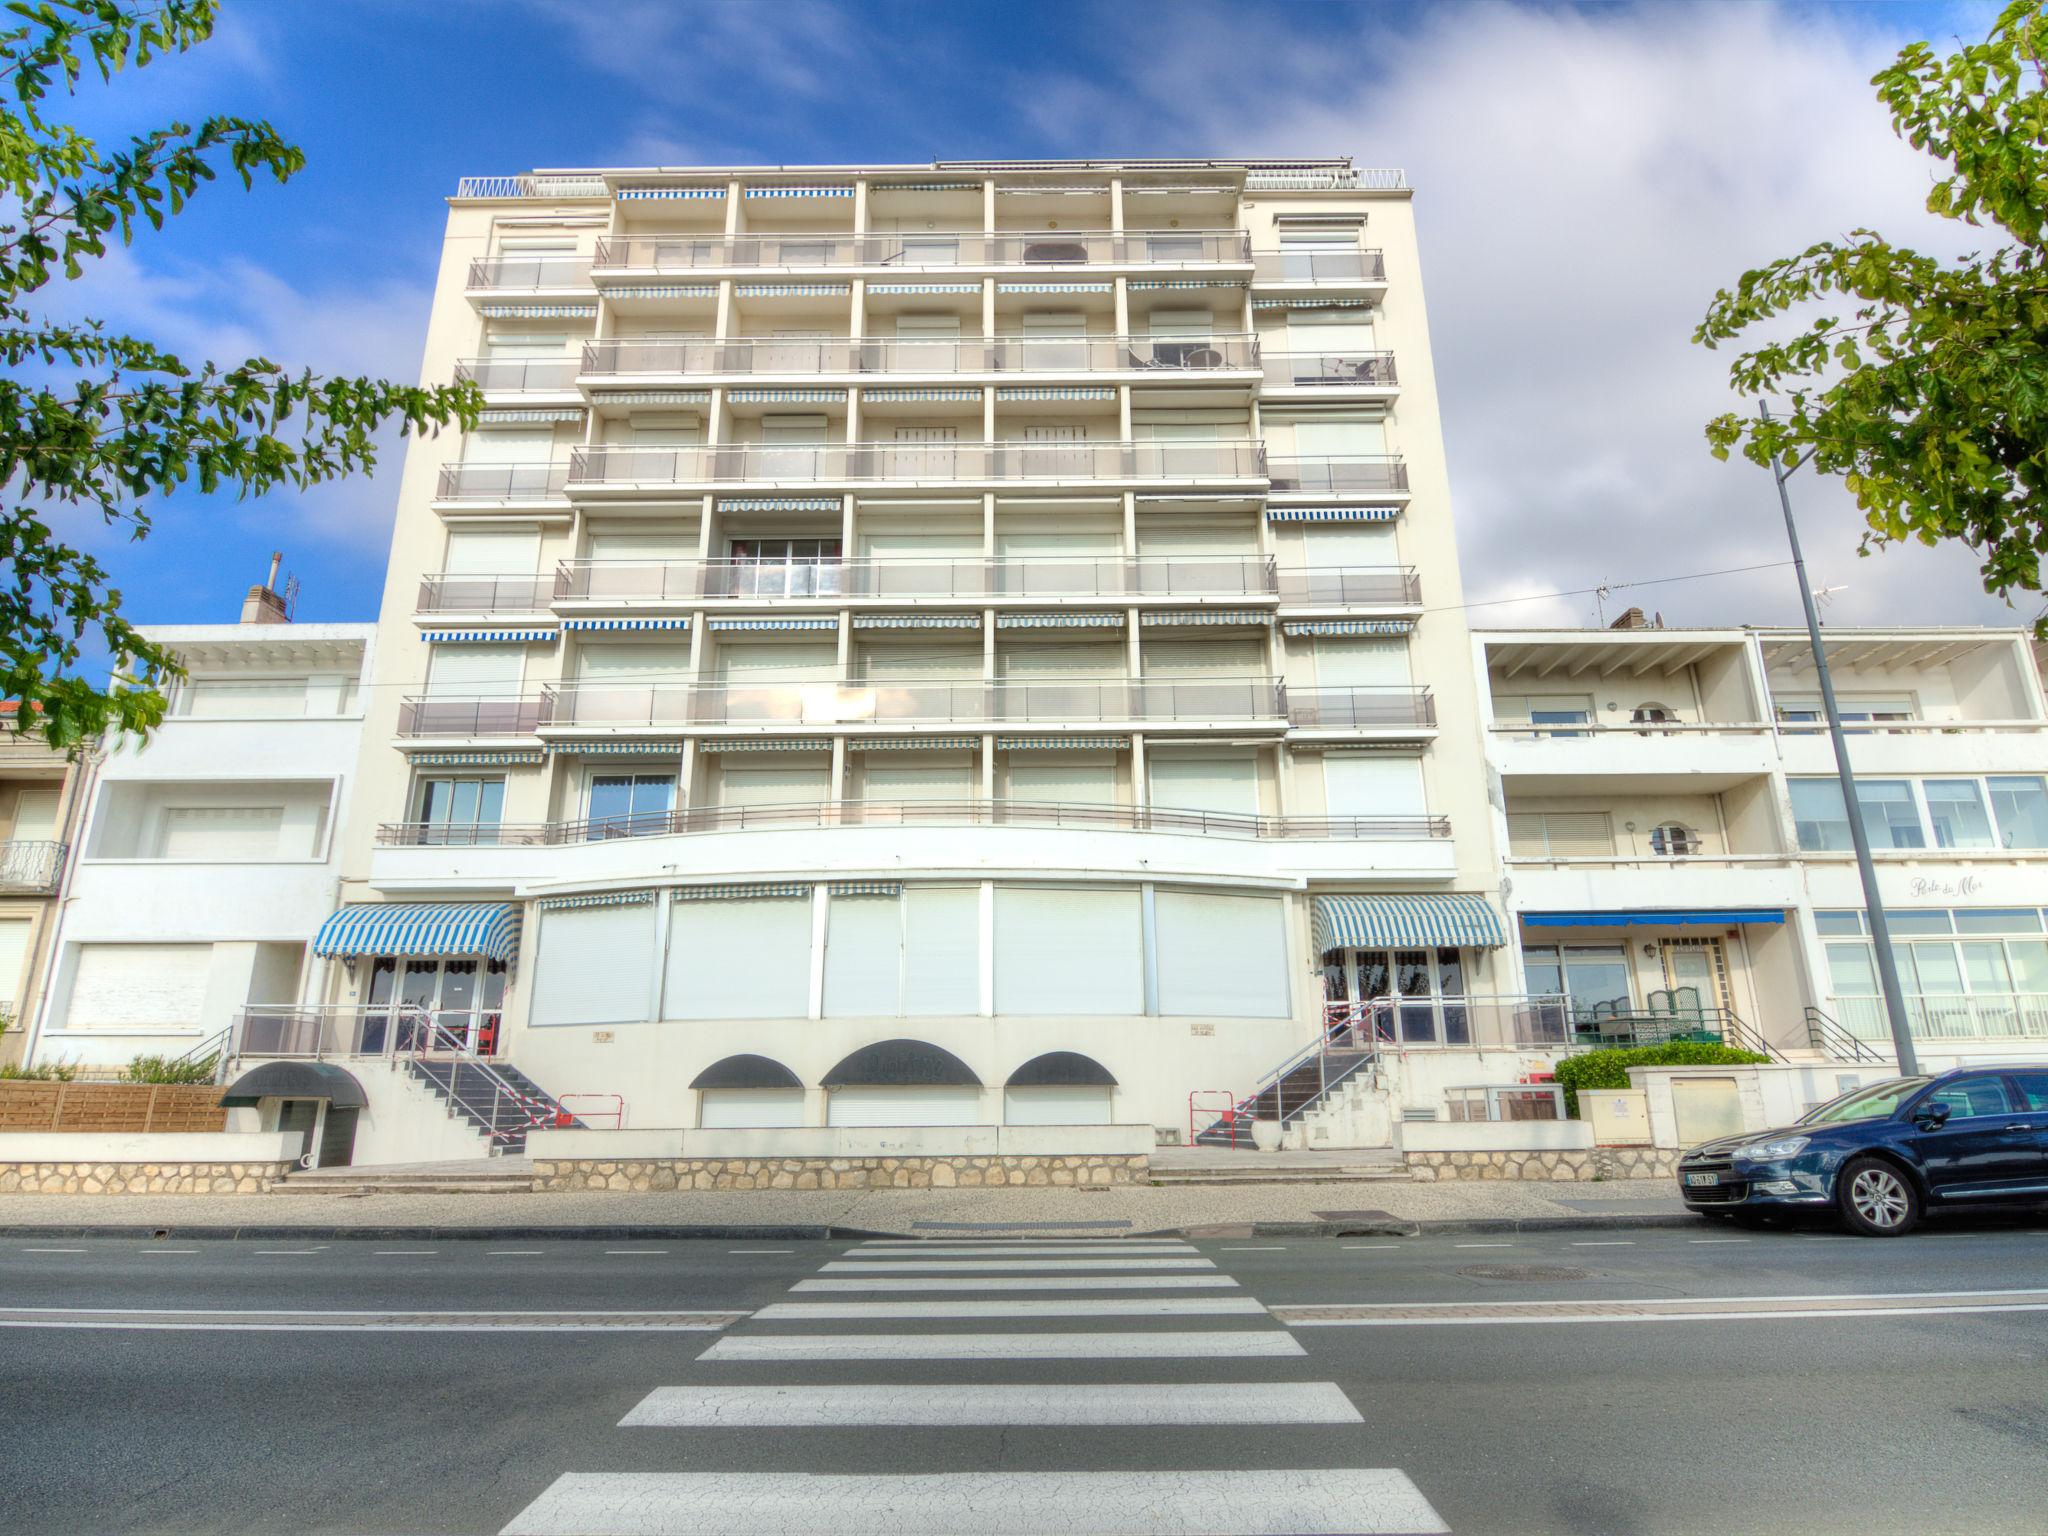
xmin=1798 ymin=1077 xmax=1930 ymax=1125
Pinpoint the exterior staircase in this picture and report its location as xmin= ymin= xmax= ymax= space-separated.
xmin=402 ymin=1057 xmax=578 ymax=1155
xmin=282 ymin=1158 xmax=536 ymax=1195
xmin=1192 ymin=1030 xmax=1380 ymax=1149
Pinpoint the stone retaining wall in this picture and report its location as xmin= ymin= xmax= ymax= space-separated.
xmin=0 ymin=1160 xmax=296 ymax=1195
xmin=533 ymin=1153 xmax=1149 ymax=1193
xmin=1406 ymin=1147 xmax=1679 ymax=1182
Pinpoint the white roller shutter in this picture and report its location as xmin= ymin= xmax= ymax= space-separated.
xmin=1286 ymin=317 xmax=1375 ymax=353
xmin=1001 ymin=643 xmax=1123 ymax=679
xmin=1135 ymin=525 xmax=1255 ymax=556
xmin=1155 ymin=892 xmax=1291 ymax=1018
xmin=587 ymin=530 xmax=695 ymax=560
xmin=528 ymin=903 xmax=657 ymax=1027
xmin=994 ymin=886 xmax=1143 ymax=1016
xmin=64 ymin=944 xmax=212 ymax=1031
xmin=154 ymin=806 xmax=284 ymax=859
xmin=1006 ymin=761 xmax=1116 ymax=806
xmin=576 ymin=642 xmax=691 ymax=681
xmin=1148 ymin=755 xmax=1258 ymax=816
xmin=0 ymin=919 xmax=32 ymax=1008
xmin=1312 ymin=638 xmax=1410 ymax=686
xmin=863 ymin=760 xmax=975 ymax=802
xmin=998 ymin=530 xmax=1120 ymax=559
xmin=699 ymin=1089 xmax=805 ymax=1129
xmin=1323 ymin=755 xmax=1427 ymax=817
xmin=827 ymin=1085 xmax=981 ymax=1127
xmin=463 ymin=427 xmax=555 ymax=464
xmin=718 ymin=762 xmax=833 ymax=806
xmin=1292 ymin=420 xmax=1385 ymax=456
xmin=1143 ymin=639 xmax=1261 ymax=678
xmin=823 ymin=896 xmax=903 ymax=1018
xmin=1300 ymin=525 xmax=1396 ymax=566
xmin=664 ymin=896 xmax=813 ymax=1020
xmin=903 ymin=887 xmax=980 ymax=1016
xmin=1004 ymin=1085 xmax=1113 ymax=1125
xmin=859 ymin=649 xmax=980 ymax=682
xmin=426 ymin=644 xmax=526 ymax=696
xmin=717 ymin=641 xmax=837 ymax=681
xmin=444 ymin=530 xmax=541 ymax=574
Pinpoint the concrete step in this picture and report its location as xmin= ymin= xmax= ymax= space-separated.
xmin=282 ymin=1178 xmax=536 ymax=1195
xmin=1149 ymin=1165 xmax=1412 ymax=1186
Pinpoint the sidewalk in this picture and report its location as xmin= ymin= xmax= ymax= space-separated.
xmin=0 ymin=1172 xmax=1690 ymax=1240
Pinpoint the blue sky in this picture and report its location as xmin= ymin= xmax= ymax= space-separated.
xmin=40 ymin=0 xmax=2022 ymax=641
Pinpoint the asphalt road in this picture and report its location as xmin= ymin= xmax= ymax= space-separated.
xmin=2 ymin=1222 xmax=2045 ymax=1535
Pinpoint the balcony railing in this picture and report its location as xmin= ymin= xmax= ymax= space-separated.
xmin=1276 ymin=565 xmax=1420 ymax=606
xmin=1260 ymin=351 xmax=1398 ymax=388
xmin=1251 ymin=249 xmax=1387 ymax=284
xmin=0 ymin=839 xmax=64 ymax=894
xmin=398 ymin=695 xmax=552 ymax=737
xmin=568 ymin=439 xmax=1267 ymax=488
xmin=417 ymin=574 xmax=557 ymax=613
xmin=1267 ymin=455 xmax=1408 ymax=494
xmin=436 ymin=461 xmax=571 ymax=501
xmin=377 ymin=800 xmax=1451 ymax=848
xmin=1287 ymin=687 xmax=1436 ymax=729
xmin=556 ymin=554 xmax=1279 ymax=604
xmin=1828 ymin=992 xmax=2048 ymax=1042
xmin=544 ymin=677 xmax=1286 ymax=729
xmin=454 ymin=357 xmax=580 ymax=392
xmin=590 ymin=231 xmax=1252 ymax=271
xmin=579 ymin=333 xmax=1259 ymax=378
xmin=466 ymin=257 xmax=592 ymax=290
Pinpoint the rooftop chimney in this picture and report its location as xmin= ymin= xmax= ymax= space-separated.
xmin=240 ymin=551 xmax=290 ymax=626
xmin=1608 ymin=606 xmax=1650 ymax=631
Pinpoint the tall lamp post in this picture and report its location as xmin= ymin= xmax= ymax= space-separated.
xmin=1760 ymin=402 xmax=1919 ymax=1075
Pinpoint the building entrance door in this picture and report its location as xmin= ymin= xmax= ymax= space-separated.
xmin=1659 ymin=937 xmax=1733 ymax=1021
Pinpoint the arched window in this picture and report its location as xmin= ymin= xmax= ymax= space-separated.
xmin=1649 ymin=822 xmax=1700 ymax=857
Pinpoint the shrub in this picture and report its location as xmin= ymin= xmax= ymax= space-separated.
xmin=1554 ymin=1042 xmax=1770 ymax=1117
xmin=121 ymin=1053 xmax=219 ymax=1085
xmin=0 ymin=1061 xmax=75 ymax=1081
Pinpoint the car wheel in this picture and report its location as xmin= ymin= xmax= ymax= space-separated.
xmin=1837 ymin=1157 xmax=1920 ymax=1237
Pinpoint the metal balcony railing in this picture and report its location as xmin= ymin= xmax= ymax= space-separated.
xmin=1260 ymin=351 xmax=1398 ymax=388
xmin=435 ymin=461 xmax=571 ymax=501
xmin=568 ymin=439 xmax=1267 ymax=487
xmin=375 ymin=800 xmax=1451 ymax=848
xmin=397 ymin=695 xmax=552 ymax=737
xmin=1275 ymin=565 xmax=1421 ymax=606
xmin=453 ymin=357 xmax=580 ymax=392
xmin=1251 ymin=248 xmax=1387 ymax=284
xmin=578 ymin=333 xmax=1260 ymax=377
xmin=1266 ymin=454 xmax=1408 ymax=494
xmin=1286 ymin=687 xmax=1436 ymax=729
xmin=466 ymin=256 xmax=592 ymax=290
xmin=0 ymin=839 xmax=65 ymax=894
xmin=1827 ymin=992 xmax=2048 ymax=1043
xmin=543 ymin=676 xmax=1287 ymax=729
xmin=555 ymin=554 xmax=1280 ymax=604
xmin=417 ymin=574 xmax=557 ymax=613
xmin=589 ymin=230 xmax=1252 ymax=270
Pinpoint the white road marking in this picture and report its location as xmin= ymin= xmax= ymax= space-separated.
xmin=728 ymin=1248 xmax=793 ymax=1254
xmin=20 ymin=1247 xmax=85 ymax=1254
xmin=1454 ymin=1242 xmax=1514 ymax=1249
xmin=373 ymin=1250 xmax=437 ymax=1256
xmin=1571 ymin=1241 xmax=1635 ymax=1247
xmin=620 ymin=1381 xmax=1362 ymax=1428
xmin=1220 ymin=1245 xmax=1287 ymax=1251
xmin=1274 ymin=1287 xmax=2048 ymax=1327
xmin=499 ymin=1469 xmax=1447 ymax=1535
xmin=137 ymin=1249 xmax=197 ymax=1255
xmin=700 ymin=1330 xmax=1305 ymax=1361
xmin=822 ymin=1257 xmax=1215 ymax=1272
xmin=752 ymin=1297 xmax=1268 ymax=1321
xmin=0 ymin=1306 xmax=746 ymax=1333
xmin=254 ymin=1250 xmax=320 ymax=1256
xmin=489 ymin=1250 xmax=544 ymax=1256
xmin=1690 ymin=1238 xmax=1751 ymax=1245
xmin=850 ymin=1245 xmax=1192 ymax=1257
xmin=792 ymin=1274 xmax=1240 ymax=1293
xmin=1342 ymin=1244 xmax=1403 ymax=1251
xmin=603 ymin=1250 xmax=669 ymax=1256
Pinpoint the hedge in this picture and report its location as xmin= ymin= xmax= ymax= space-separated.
xmin=1554 ymin=1042 xmax=1769 ymax=1117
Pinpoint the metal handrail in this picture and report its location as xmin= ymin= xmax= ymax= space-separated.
xmin=405 ymin=1021 xmax=559 ymax=1150
xmin=579 ymin=334 xmax=1262 ymax=377
xmin=417 ymin=574 xmax=556 ymax=613
xmin=553 ymin=553 xmax=1280 ymax=603
xmin=1274 ymin=565 xmax=1420 ymax=606
xmin=0 ymin=839 xmax=66 ymax=894
xmin=1805 ymin=1006 xmax=1888 ymax=1064
xmin=1286 ymin=687 xmax=1435 ymax=729
xmin=168 ymin=1024 xmax=234 ymax=1083
xmin=435 ymin=461 xmax=571 ymax=501
xmin=567 ymin=439 xmax=1270 ymax=487
xmin=1265 ymin=454 xmax=1408 ymax=493
xmin=466 ymin=256 xmax=592 ymax=289
xmin=541 ymin=676 xmax=1287 ymax=727
xmin=1250 ymin=249 xmax=1388 ymax=283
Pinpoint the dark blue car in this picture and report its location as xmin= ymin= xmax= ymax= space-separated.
xmin=1678 ymin=1064 xmax=2048 ymax=1236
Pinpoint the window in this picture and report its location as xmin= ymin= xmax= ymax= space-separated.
xmin=1005 ymin=759 xmax=1116 ymax=807
xmin=664 ymin=895 xmax=814 ymax=1020
xmin=862 ymin=759 xmax=975 ymax=804
xmin=1631 ymin=703 xmax=1676 ymax=726
xmin=823 ymin=887 xmax=980 ymax=1017
xmin=1278 ymin=233 xmax=1357 ymax=282
xmin=61 ymin=944 xmax=212 ymax=1031
xmin=1155 ymin=892 xmax=1289 ymax=1018
xmin=586 ymin=774 xmax=675 ymax=837
xmin=175 ymin=678 xmax=308 ymax=717
xmin=1505 ymin=811 xmax=1613 ymax=857
xmin=1326 ymin=946 xmax=1469 ymax=1045
xmin=2010 ymin=1071 xmax=2048 ymax=1112
xmin=1522 ymin=944 xmax=1632 ymax=1018
xmin=1323 ymin=755 xmax=1426 ymax=819
xmin=1790 ymin=779 xmax=1852 ymax=851
xmin=528 ymin=902 xmax=657 ymax=1027
xmin=1924 ymin=779 xmax=1995 ymax=849
xmin=0 ymin=919 xmax=31 ymax=1008
xmin=416 ymin=778 xmax=505 ymax=844
xmin=994 ymin=886 xmax=1143 ymax=1016
xmin=1853 ymin=780 xmax=1923 ymax=849
xmin=1648 ymin=823 xmax=1700 ymax=857
xmin=425 ymin=645 xmax=525 ymax=697
xmin=1920 ymin=1076 xmax=2013 ymax=1119
xmin=1147 ymin=754 xmax=1258 ymax=817
xmin=1989 ymin=776 xmax=2048 ymax=849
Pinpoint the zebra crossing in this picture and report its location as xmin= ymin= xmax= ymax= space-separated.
xmin=499 ymin=1237 xmax=1450 ymax=1535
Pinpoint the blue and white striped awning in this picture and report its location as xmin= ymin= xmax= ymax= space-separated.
xmin=695 ymin=738 xmax=831 ymax=753
xmin=735 ymin=282 xmax=851 ymax=297
xmin=617 ymin=186 xmax=724 ymax=200
xmin=717 ymin=496 xmax=841 ymax=513
xmin=705 ymin=616 xmax=838 ymax=632
xmin=997 ymin=282 xmax=1112 ymax=295
xmin=673 ymin=881 xmax=814 ymax=900
xmin=477 ymin=408 xmax=583 ymax=425
xmin=1266 ymin=505 xmax=1402 ymax=523
xmin=1127 ymin=278 xmax=1247 ymax=290
xmin=866 ymin=283 xmax=982 ymax=296
xmin=1252 ymin=297 xmax=1376 ymax=310
xmin=726 ymin=387 xmax=847 ymax=404
xmin=405 ymin=749 xmax=546 ymax=767
xmin=997 ymin=735 xmax=1129 ymax=751
xmin=314 ymin=902 xmax=523 ymax=963
xmin=1284 ymin=619 xmax=1415 ymax=637
xmin=1312 ymin=894 xmax=1506 ymax=952
xmin=534 ymin=890 xmax=658 ymax=911
xmin=997 ymin=611 xmax=1123 ymax=628
xmin=848 ymin=735 xmax=978 ymax=751
xmin=997 ymin=386 xmax=1114 ymax=402
xmin=560 ymin=617 xmax=691 ymax=632
xmin=593 ymin=390 xmax=711 ymax=406
xmin=1140 ymin=610 xmax=1270 ymax=627
xmin=863 ymin=386 xmax=981 ymax=403
xmin=542 ymin=739 xmax=682 ymax=756
xmin=601 ymin=284 xmax=717 ymax=300
xmin=743 ymin=185 xmax=853 ymax=198
xmin=829 ymin=880 xmax=903 ymax=897
xmin=421 ymin=628 xmax=559 ymax=644
xmin=852 ymin=613 xmax=981 ymax=629
xmin=478 ymin=302 xmax=597 ymax=319
xmin=871 ymin=182 xmax=980 ymax=193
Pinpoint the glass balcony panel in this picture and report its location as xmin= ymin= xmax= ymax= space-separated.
xmin=454 ymin=357 xmax=579 ymax=392
xmin=1265 ymin=455 xmax=1406 ymax=493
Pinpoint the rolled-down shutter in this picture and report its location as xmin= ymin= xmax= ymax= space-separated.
xmin=1003 ymin=1085 xmax=1113 ymax=1125
xmin=528 ymin=903 xmax=657 ymax=1027
xmin=699 ymin=1089 xmax=806 ymax=1128
xmin=64 ymin=944 xmax=213 ymax=1030
xmin=993 ymin=887 xmax=1143 ymax=1016
xmin=826 ymin=1086 xmax=981 ymax=1127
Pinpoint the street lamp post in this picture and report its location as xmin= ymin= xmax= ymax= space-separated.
xmin=1760 ymin=402 xmax=1919 ymax=1075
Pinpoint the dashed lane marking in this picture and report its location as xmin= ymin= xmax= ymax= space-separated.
xmin=1272 ymin=1287 xmax=2048 ymax=1327
xmin=0 ymin=1306 xmax=748 ymax=1332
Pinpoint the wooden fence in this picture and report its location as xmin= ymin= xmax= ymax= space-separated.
xmin=0 ymin=1082 xmax=227 ymax=1134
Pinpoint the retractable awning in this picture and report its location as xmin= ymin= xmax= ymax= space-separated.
xmin=313 ymin=902 xmax=521 ymax=963
xmin=219 ymin=1061 xmax=367 ymax=1109
xmin=1521 ymin=909 xmax=1786 ymax=929
xmin=1312 ymin=894 xmax=1507 ymax=952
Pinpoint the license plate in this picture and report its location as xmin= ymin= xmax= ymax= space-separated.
xmin=1684 ymin=1172 xmax=1720 ymax=1188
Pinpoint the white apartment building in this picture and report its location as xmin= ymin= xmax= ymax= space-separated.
xmin=283 ymin=155 xmax=1513 ymax=1142
xmin=24 ymin=604 xmax=376 ymax=1076
xmin=1477 ymin=621 xmax=2048 ymax=1071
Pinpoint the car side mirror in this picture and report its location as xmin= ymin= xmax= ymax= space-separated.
xmin=1913 ymin=1102 xmax=1952 ymax=1131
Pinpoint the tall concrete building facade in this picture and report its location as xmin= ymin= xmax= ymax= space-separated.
xmin=310 ymin=156 xmax=1509 ymax=1135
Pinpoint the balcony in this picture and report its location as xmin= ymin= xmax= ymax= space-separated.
xmin=543 ymin=677 xmax=1287 ymax=730
xmin=566 ymin=439 xmax=1267 ymax=492
xmin=435 ymin=462 xmax=570 ymax=503
xmin=417 ymin=575 xmax=557 ymax=614
xmin=578 ymin=333 xmax=1260 ymax=379
xmin=589 ymin=231 xmax=1253 ymax=273
xmin=1276 ymin=566 xmax=1420 ymax=607
xmin=397 ymin=696 xmax=552 ymax=738
xmin=465 ymin=256 xmax=592 ymax=292
xmin=454 ymin=357 xmax=580 ymax=393
xmin=1828 ymin=992 xmax=2048 ymax=1045
xmin=0 ymin=839 xmax=64 ymax=894
xmin=1250 ymin=249 xmax=1388 ymax=286
xmin=1488 ymin=721 xmax=1775 ymax=789
xmin=555 ymin=555 xmax=1279 ymax=606
xmin=377 ymin=800 xmax=1450 ymax=848
xmin=1266 ymin=455 xmax=1408 ymax=494
xmin=1287 ymin=687 xmax=1436 ymax=730
xmin=1260 ymin=351 xmax=1398 ymax=390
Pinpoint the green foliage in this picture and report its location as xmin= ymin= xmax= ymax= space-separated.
xmin=1553 ymin=1042 xmax=1771 ymax=1117
xmin=1694 ymin=1 xmax=2048 ymax=628
xmin=120 ymin=1051 xmax=216 ymax=1084
xmin=0 ymin=1 xmax=480 ymax=749
xmin=0 ymin=1059 xmax=75 ymax=1080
